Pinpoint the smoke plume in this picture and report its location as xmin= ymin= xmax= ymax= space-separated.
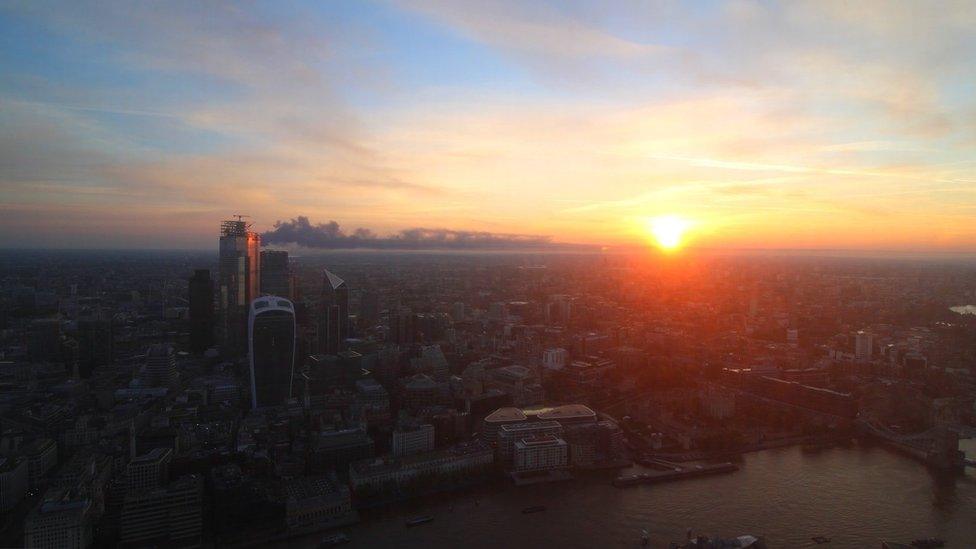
xmin=262 ymin=216 xmax=588 ymax=250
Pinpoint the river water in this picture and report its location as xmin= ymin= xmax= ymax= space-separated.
xmin=295 ymin=440 xmax=976 ymax=548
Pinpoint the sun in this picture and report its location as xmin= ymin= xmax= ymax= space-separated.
xmin=646 ymin=215 xmax=692 ymax=251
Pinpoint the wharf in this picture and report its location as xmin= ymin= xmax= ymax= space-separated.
xmin=613 ymin=462 xmax=738 ymax=487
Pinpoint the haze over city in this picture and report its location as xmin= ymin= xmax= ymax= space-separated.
xmin=2 ymin=1 xmax=976 ymax=252
xmin=2 ymin=3 xmax=976 ymax=549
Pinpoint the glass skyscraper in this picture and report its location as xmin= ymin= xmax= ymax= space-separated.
xmin=248 ymin=296 xmax=296 ymax=409
xmin=317 ymin=268 xmax=349 ymax=355
xmin=218 ymin=219 xmax=260 ymax=356
xmin=259 ymin=250 xmax=291 ymax=299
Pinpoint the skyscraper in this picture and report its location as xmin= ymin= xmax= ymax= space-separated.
xmin=218 ymin=218 xmax=260 ymax=356
xmin=317 ymin=269 xmax=348 ymax=355
xmin=259 ymin=250 xmax=291 ymax=299
xmin=249 ymin=296 xmax=296 ymax=409
xmin=188 ymin=269 xmax=214 ymax=354
xmin=77 ymin=311 xmax=113 ymax=377
xmin=855 ymin=330 xmax=874 ymax=362
xmin=141 ymin=344 xmax=178 ymax=390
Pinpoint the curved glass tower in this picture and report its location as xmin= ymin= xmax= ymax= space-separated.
xmin=248 ymin=296 xmax=296 ymax=409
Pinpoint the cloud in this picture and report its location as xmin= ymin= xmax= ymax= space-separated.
xmin=262 ymin=216 xmax=590 ymax=250
xmin=397 ymin=0 xmax=665 ymax=59
xmin=2 ymin=1 xmax=976 ymax=251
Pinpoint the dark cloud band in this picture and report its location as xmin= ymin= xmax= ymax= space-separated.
xmin=262 ymin=216 xmax=590 ymax=250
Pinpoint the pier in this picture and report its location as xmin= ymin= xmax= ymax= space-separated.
xmin=613 ymin=462 xmax=739 ymax=487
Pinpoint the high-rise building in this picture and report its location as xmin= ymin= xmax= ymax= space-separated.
xmin=388 ymin=306 xmax=414 ymax=347
xmin=411 ymin=345 xmax=450 ymax=381
xmin=360 ymin=289 xmax=380 ymax=325
xmin=139 ymin=344 xmax=178 ymax=390
xmin=188 ymin=269 xmax=214 ymax=354
xmin=855 ymin=330 xmax=874 ymax=361
xmin=259 ymin=250 xmax=291 ymax=299
xmin=124 ymin=449 xmax=172 ymax=493
xmin=318 ymin=269 xmax=348 ymax=355
xmin=451 ymin=302 xmax=466 ymax=321
xmin=218 ymin=218 xmax=260 ymax=356
xmin=28 ymin=318 xmax=62 ymax=363
xmin=249 ymin=296 xmax=296 ymax=409
xmin=0 ymin=456 xmax=28 ymax=512
xmin=543 ymin=348 xmax=568 ymax=371
xmin=77 ymin=314 xmax=113 ymax=378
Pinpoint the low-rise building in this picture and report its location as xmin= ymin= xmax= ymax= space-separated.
xmin=513 ymin=435 xmax=568 ymax=472
xmin=497 ymin=421 xmax=563 ymax=465
xmin=349 ymin=440 xmax=493 ymax=496
xmin=0 ymin=456 xmax=28 ymax=512
xmin=284 ymin=475 xmax=357 ymax=535
xmin=24 ymin=488 xmax=94 ymax=549
xmin=120 ymin=475 xmax=202 ymax=548
xmin=392 ymin=422 xmax=435 ymax=457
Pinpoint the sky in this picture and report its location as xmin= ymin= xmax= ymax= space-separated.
xmin=1 ymin=1 xmax=975 ymax=252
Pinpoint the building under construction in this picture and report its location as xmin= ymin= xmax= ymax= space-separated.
xmin=218 ymin=217 xmax=261 ymax=357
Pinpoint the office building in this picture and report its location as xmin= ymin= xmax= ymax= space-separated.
xmin=0 ymin=456 xmax=28 ymax=511
xmin=139 ymin=344 xmax=178 ymax=390
xmin=451 ymin=301 xmax=465 ymax=321
xmin=284 ymin=476 xmax=356 ymax=535
xmin=124 ymin=448 xmax=172 ymax=492
xmin=22 ymin=438 xmax=58 ymax=488
xmin=120 ymin=475 xmax=202 ymax=547
xmin=855 ymin=330 xmax=874 ymax=361
xmin=388 ymin=306 xmax=414 ymax=347
xmin=218 ymin=218 xmax=261 ymax=356
xmin=543 ymin=347 xmax=568 ymax=371
xmin=563 ymin=421 xmax=626 ymax=468
xmin=349 ymin=440 xmax=493 ymax=496
xmin=24 ymin=489 xmax=94 ymax=549
xmin=513 ymin=434 xmax=568 ymax=472
xmin=486 ymin=365 xmax=544 ymax=407
xmin=318 ymin=268 xmax=349 ymax=355
xmin=28 ymin=318 xmax=62 ymax=363
xmin=188 ymin=269 xmax=214 ymax=354
xmin=411 ymin=344 xmax=450 ymax=381
xmin=497 ymin=421 xmax=563 ymax=465
xmin=392 ymin=422 xmax=435 ymax=457
xmin=248 ymin=296 xmax=296 ymax=409
xmin=260 ymin=250 xmax=291 ymax=299
xmin=77 ymin=315 xmax=113 ymax=377
xmin=310 ymin=428 xmax=374 ymax=475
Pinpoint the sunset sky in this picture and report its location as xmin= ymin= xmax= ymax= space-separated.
xmin=2 ymin=1 xmax=976 ymax=251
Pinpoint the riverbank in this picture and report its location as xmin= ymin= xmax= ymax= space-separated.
xmin=643 ymin=433 xmax=842 ymax=463
xmin=274 ymin=442 xmax=976 ymax=549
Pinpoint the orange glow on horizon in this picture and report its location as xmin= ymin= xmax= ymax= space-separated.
xmin=646 ymin=215 xmax=693 ymax=252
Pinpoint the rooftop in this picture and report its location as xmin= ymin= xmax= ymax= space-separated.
xmin=531 ymin=404 xmax=597 ymax=422
xmin=484 ymin=407 xmax=527 ymax=424
xmin=323 ymin=268 xmax=345 ymax=290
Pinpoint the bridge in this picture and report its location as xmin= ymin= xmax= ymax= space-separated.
xmin=858 ymin=419 xmax=970 ymax=471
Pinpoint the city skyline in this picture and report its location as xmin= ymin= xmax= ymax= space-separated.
xmin=3 ymin=4 xmax=976 ymax=547
xmin=3 ymin=2 xmax=976 ymax=253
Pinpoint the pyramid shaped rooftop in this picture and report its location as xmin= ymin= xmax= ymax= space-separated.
xmin=323 ymin=268 xmax=345 ymax=290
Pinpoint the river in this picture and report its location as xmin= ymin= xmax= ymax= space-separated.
xmin=291 ymin=440 xmax=976 ymax=548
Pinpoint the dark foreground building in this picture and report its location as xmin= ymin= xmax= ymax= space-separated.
xmin=249 ymin=296 xmax=296 ymax=409
xmin=188 ymin=269 xmax=214 ymax=354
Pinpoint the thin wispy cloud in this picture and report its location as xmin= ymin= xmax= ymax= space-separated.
xmin=0 ymin=1 xmax=975 ymax=251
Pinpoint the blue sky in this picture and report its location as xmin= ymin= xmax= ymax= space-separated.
xmin=1 ymin=1 xmax=975 ymax=251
